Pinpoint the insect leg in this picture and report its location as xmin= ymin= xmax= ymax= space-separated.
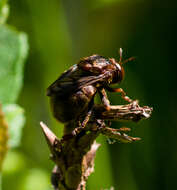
xmin=81 ymin=98 xmax=94 ymax=128
xmin=81 ymin=109 xmax=93 ymax=128
xmin=106 ymin=86 xmax=132 ymax=103
xmin=98 ymin=88 xmax=111 ymax=110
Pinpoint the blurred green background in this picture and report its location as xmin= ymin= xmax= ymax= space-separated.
xmin=2 ymin=0 xmax=177 ymax=189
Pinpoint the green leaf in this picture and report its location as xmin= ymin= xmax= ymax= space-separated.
xmin=0 ymin=0 xmax=9 ymax=24
xmin=0 ymin=105 xmax=8 ymax=171
xmin=0 ymin=0 xmax=7 ymax=9
xmin=2 ymin=104 xmax=25 ymax=148
xmin=91 ymin=0 xmax=146 ymax=9
xmin=2 ymin=150 xmax=26 ymax=174
xmin=0 ymin=25 xmax=28 ymax=104
xmin=19 ymin=169 xmax=50 ymax=190
xmin=0 ymin=173 xmax=1 ymax=190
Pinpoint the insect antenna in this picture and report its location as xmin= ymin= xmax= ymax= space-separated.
xmin=118 ymin=48 xmax=135 ymax=65
xmin=119 ymin=48 xmax=123 ymax=63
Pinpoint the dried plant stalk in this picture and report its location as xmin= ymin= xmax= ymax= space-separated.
xmin=40 ymin=101 xmax=152 ymax=190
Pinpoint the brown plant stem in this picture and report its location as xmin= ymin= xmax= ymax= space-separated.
xmin=40 ymin=100 xmax=152 ymax=190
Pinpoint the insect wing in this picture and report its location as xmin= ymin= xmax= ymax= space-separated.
xmin=58 ymin=64 xmax=78 ymax=80
xmin=76 ymin=72 xmax=110 ymax=89
xmin=64 ymin=71 xmax=111 ymax=94
xmin=47 ymin=71 xmax=111 ymax=96
xmin=46 ymin=65 xmax=78 ymax=96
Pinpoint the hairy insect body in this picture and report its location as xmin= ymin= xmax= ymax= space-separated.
xmin=47 ymin=52 xmax=133 ymax=127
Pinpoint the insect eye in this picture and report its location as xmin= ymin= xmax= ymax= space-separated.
xmin=112 ymin=66 xmax=124 ymax=84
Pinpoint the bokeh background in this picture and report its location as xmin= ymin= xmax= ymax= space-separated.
xmin=2 ymin=0 xmax=177 ymax=189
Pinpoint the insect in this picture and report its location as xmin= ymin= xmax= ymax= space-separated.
xmin=47 ymin=48 xmax=134 ymax=128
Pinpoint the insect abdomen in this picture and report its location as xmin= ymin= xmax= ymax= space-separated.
xmin=50 ymin=85 xmax=97 ymax=123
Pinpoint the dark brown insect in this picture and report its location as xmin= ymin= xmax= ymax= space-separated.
xmin=47 ymin=48 xmax=134 ymax=127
